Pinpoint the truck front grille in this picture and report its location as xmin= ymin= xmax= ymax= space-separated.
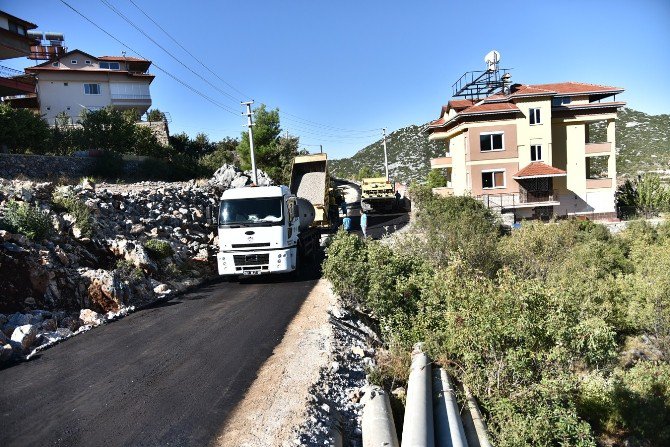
xmin=233 ymin=253 xmax=269 ymax=266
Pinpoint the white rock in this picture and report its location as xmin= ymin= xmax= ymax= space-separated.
xmin=11 ymin=324 xmax=38 ymax=351
xmin=79 ymin=309 xmax=103 ymax=326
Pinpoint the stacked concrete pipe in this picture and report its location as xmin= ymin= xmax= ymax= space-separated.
xmin=401 ymin=348 xmax=435 ymax=446
xmin=361 ymin=386 xmax=399 ymax=447
xmin=433 ymin=368 xmax=467 ymax=447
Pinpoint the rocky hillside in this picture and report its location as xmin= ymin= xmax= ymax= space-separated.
xmin=331 ymin=108 xmax=670 ymax=183
xmin=0 ymin=163 xmax=276 ymax=364
xmin=616 ymin=108 xmax=670 ymax=179
xmin=330 ymin=124 xmax=443 ymax=183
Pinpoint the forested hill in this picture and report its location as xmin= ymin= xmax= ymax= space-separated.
xmin=329 ymin=124 xmax=442 ymax=183
xmin=330 ymin=108 xmax=670 ymax=183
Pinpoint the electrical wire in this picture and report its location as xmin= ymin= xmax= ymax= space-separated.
xmin=57 ymin=0 xmax=240 ymax=117
xmin=126 ymin=0 xmax=249 ymax=101
xmin=123 ymin=0 xmax=383 ymax=136
xmin=99 ymin=0 xmax=242 ymax=104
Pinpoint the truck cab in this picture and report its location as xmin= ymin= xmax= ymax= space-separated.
xmin=216 ymin=186 xmax=299 ymax=276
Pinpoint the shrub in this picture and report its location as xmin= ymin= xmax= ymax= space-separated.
xmin=579 ymin=362 xmax=670 ymax=445
xmin=0 ymin=103 xmax=50 ymax=154
xmin=92 ymin=151 xmax=125 ymax=179
xmin=410 ymin=185 xmax=501 ymax=275
xmin=52 ymin=189 xmax=93 ymax=237
xmin=144 ymin=239 xmax=174 ymax=260
xmin=322 ymin=229 xmax=369 ymax=309
xmin=0 ymin=201 xmax=51 ymax=240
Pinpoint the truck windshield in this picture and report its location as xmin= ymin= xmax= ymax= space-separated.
xmin=219 ymin=197 xmax=283 ymax=226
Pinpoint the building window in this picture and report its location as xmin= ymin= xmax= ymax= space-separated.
xmin=85 ymin=60 xmax=91 ymax=64
xmin=552 ymin=96 xmax=571 ymax=107
xmin=529 ymin=108 xmax=541 ymax=125
xmin=63 ymin=82 xmax=68 ymax=86
xmin=479 ymin=132 xmax=504 ymax=152
xmin=99 ymin=62 xmax=121 ymax=70
xmin=482 ymin=170 xmax=506 ymax=189
xmin=531 ymin=144 xmax=542 ymax=161
xmin=71 ymin=59 xmax=78 ymax=64
xmin=84 ymin=83 xmax=101 ymax=95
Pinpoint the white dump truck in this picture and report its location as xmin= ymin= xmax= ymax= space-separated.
xmin=216 ymin=185 xmax=320 ymax=277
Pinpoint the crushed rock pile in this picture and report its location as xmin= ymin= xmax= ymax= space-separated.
xmin=0 ymin=178 xmax=220 ymax=364
xmin=208 ymin=163 xmax=273 ymax=190
xmin=291 ymin=306 xmax=382 ymax=447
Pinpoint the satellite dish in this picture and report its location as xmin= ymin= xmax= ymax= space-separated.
xmin=484 ymin=50 xmax=501 ymax=71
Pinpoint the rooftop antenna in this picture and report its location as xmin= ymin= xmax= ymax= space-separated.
xmin=451 ymin=50 xmax=512 ymax=100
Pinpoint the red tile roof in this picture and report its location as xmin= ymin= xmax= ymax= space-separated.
xmin=530 ymin=81 xmax=623 ymax=95
xmin=513 ymin=162 xmax=567 ymax=179
xmin=448 ymin=99 xmax=474 ymax=110
xmin=98 ymin=56 xmax=149 ymax=62
xmin=460 ymin=102 xmax=519 ymax=115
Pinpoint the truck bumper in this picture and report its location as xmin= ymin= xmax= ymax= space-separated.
xmin=217 ymin=248 xmax=298 ymax=276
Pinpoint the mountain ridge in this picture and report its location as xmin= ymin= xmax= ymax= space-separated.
xmin=329 ymin=108 xmax=670 ymax=183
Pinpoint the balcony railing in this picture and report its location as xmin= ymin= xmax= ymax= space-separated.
xmin=586 ymin=178 xmax=613 ymax=189
xmin=431 ymin=155 xmax=452 ymax=168
xmin=478 ymin=189 xmax=559 ymax=209
xmin=585 ymin=142 xmax=612 ymax=154
xmin=111 ymin=94 xmax=151 ymax=100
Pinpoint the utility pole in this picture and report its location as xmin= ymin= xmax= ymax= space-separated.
xmin=382 ymin=128 xmax=389 ymax=180
xmin=241 ymin=100 xmax=257 ymax=185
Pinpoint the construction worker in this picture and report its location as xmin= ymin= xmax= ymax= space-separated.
xmin=342 ymin=212 xmax=352 ymax=232
xmin=360 ymin=211 xmax=368 ymax=239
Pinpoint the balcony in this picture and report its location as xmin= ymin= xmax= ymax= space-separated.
xmin=478 ymin=189 xmax=560 ymax=210
xmin=586 ymin=178 xmax=613 ymax=189
xmin=431 ymin=155 xmax=452 ymax=168
xmin=585 ymin=142 xmax=612 ymax=155
xmin=111 ymin=94 xmax=151 ymax=100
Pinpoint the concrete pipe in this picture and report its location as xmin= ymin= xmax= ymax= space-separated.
xmin=432 ymin=368 xmax=467 ymax=447
xmin=401 ymin=349 xmax=434 ymax=447
xmin=462 ymin=387 xmax=492 ymax=447
xmin=361 ymin=386 xmax=399 ymax=447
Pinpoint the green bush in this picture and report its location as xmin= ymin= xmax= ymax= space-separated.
xmin=0 ymin=103 xmax=51 ymax=154
xmin=92 ymin=151 xmax=125 ymax=179
xmin=410 ymin=185 xmax=501 ymax=275
xmin=579 ymin=362 xmax=670 ymax=445
xmin=144 ymin=239 xmax=174 ymax=260
xmin=0 ymin=201 xmax=51 ymax=240
xmin=322 ymin=229 xmax=369 ymax=309
xmin=52 ymin=189 xmax=93 ymax=237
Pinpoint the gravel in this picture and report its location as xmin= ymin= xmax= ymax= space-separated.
xmin=295 ymin=172 xmax=327 ymax=205
xmin=291 ymin=304 xmax=380 ymax=446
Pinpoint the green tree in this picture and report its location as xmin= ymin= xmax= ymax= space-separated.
xmin=78 ymin=107 xmax=136 ymax=154
xmin=0 ymin=103 xmax=50 ymax=154
xmin=426 ymin=169 xmax=448 ymax=188
xmin=198 ymin=137 xmax=239 ymax=174
xmin=146 ymin=108 xmax=167 ymax=122
xmin=236 ymin=104 xmax=299 ymax=184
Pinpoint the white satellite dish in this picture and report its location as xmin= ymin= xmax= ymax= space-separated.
xmin=484 ymin=50 xmax=501 ymax=71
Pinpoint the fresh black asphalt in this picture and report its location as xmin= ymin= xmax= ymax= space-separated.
xmin=0 ymin=271 xmax=319 ymax=447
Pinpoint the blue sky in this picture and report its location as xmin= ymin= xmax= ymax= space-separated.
xmin=3 ymin=0 xmax=670 ymax=159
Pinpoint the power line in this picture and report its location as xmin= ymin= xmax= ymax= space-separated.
xmin=122 ymin=0 xmax=383 ymax=136
xmin=57 ymin=0 xmax=240 ymax=117
xmin=99 ymin=0 xmax=242 ymax=104
xmin=126 ymin=0 xmax=249 ymax=100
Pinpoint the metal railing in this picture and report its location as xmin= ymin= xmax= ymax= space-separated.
xmin=110 ymin=94 xmax=151 ymax=100
xmin=478 ymin=189 xmax=558 ymax=209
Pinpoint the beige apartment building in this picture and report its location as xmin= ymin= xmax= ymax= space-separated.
xmin=24 ymin=49 xmax=154 ymax=124
xmin=427 ymin=82 xmax=624 ymax=220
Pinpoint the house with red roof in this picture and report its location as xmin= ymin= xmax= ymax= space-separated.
xmin=21 ymin=49 xmax=154 ymax=124
xmin=427 ymin=81 xmax=624 ymax=220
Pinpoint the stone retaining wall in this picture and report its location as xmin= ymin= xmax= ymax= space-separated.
xmin=0 ymin=153 xmax=95 ymax=180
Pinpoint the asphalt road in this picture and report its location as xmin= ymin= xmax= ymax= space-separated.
xmin=0 ymin=270 xmax=320 ymax=447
